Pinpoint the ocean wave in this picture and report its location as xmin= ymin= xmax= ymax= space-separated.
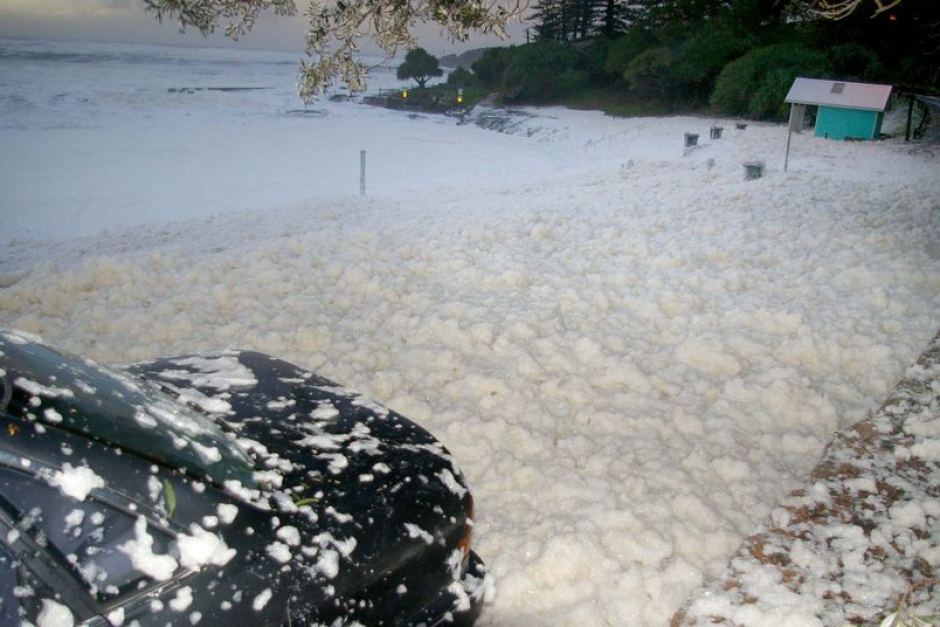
xmin=0 ymin=46 xmax=297 ymax=68
xmin=0 ymin=94 xmax=33 ymax=116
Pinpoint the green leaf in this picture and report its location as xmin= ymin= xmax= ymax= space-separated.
xmin=164 ymin=480 xmax=177 ymax=519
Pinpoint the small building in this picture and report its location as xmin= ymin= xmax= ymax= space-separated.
xmin=785 ymin=77 xmax=892 ymax=141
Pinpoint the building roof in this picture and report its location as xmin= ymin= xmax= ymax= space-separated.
xmin=785 ymin=77 xmax=892 ymax=111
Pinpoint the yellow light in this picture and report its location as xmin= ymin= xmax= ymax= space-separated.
xmin=457 ymin=95 xmax=463 ymax=104
xmin=401 ymin=89 xmax=408 ymax=99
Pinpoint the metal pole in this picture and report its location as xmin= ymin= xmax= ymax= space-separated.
xmin=359 ymin=150 xmax=366 ymax=196
xmin=784 ymin=104 xmax=794 ymax=172
xmin=905 ymin=93 xmax=915 ymax=142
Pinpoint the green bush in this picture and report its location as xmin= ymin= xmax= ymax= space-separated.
xmin=604 ymin=28 xmax=657 ymax=78
xmin=749 ymin=67 xmax=797 ymax=119
xmin=624 ymin=46 xmax=674 ymax=100
xmin=578 ymin=38 xmax=615 ymax=82
xmin=471 ymin=47 xmax=514 ymax=88
xmin=670 ymin=23 xmax=752 ymax=102
xmin=710 ymin=43 xmax=826 ymax=119
xmin=710 ymin=54 xmax=757 ymax=115
xmin=446 ymin=66 xmax=479 ymax=88
xmin=501 ymin=42 xmax=584 ymax=102
xmin=557 ymin=70 xmax=591 ymax=94
xmin=825 ymin=43 xmax=885 ymax=82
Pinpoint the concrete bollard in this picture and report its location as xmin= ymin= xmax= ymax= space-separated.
xmin=710 ymin=126 xmax=723 ymax=139
xmin=743 ymin=161 xmax=765 ymax=181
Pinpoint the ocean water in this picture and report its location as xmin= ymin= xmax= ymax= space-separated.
xmin=0 ymin=38 xmax=401 ymax=130
xmin=1 ymin=38 xmax=546 ymax=241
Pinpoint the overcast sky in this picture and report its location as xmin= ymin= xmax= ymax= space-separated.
xmin=0 ymin=0 xmax=528 ymax=55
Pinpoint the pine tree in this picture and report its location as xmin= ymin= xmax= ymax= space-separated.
xmin=529 ymin=0 xmax=570 ymax=41
xmin=530 ymin=0 xmax=632 ymax=41
xmin=599 ymin=0 xmax=633 ymax=36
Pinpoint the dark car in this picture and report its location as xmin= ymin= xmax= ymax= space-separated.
xmin=0 ymin=330 xmax=489 ymax=626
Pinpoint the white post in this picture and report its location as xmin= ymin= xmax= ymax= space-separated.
xmin=359 ymin=150 xmax=366 ymax=196
xmin=784 ymin=107 xmax=793 ymax=173
xmin=785 ymin=103 xmax=805 ymax=173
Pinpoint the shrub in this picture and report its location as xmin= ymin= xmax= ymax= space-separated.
xmin=471 ymin=47 xmax=513 ymax=88
xmin=556 ymin=70 xmax=591 ymax=95
xmin=749 ymin=67 xmax=797 ymax=119
xmin=579 ymin=38 xmax=615 ymax=83
xmin=670 ymin=23 xmax=752 ymax=102
xmin=446 ymin=66 xmax=479 ymax=88
xmin=501 ymin=41 xmax=583 ymax=102
xmin=624 ymin=46 xmax=675 ymax=100
xmin=604 ymin=28 xmax=657 ymax=78
xmin=825 ymin=43 xmax=885 ymax=82
xmin=710 ymin=43 xmax=826 ymax=119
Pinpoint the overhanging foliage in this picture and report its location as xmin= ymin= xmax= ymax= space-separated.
xmin=143 ymin=0 xmax=523 ymax=101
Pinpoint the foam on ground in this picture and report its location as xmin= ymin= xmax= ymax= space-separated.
xmin=3 ymin=149 xmax=939 ymax=624
xmin=2 ymin=39 xmax=939 ymax=626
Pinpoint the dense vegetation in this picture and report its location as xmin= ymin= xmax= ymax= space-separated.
xmin=364 ymin=62 xmax=487 ymax=113
xmin=458 ymin=0 xmax=939 ymax=120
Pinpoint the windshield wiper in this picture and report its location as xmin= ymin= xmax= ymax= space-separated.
xmin=0 ymin=374 xmax=10 ymax=415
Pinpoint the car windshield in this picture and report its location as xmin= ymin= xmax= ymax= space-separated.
xmin=0 ymin=331 xmax=255 ymax=487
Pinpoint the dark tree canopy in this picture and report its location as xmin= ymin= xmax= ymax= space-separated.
xmin=396 ymin=48 xmax=444 ymax=88
xmin=525 ymin=0 xmax=915 ymax=44
xmin=502 ymin=0 xmax=936 ymax=117
xmin=528 ymin=0 xmax=633 ymax=42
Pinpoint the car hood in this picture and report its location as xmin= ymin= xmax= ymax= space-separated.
xmin=126 ymin=350 xmax=475 ymax=621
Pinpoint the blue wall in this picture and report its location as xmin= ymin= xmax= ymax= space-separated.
xmin=815 ymin=106 xmax=882 ymax=140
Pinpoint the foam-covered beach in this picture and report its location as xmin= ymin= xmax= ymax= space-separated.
xmin=2 ymin=38 xmax=939 ymax=625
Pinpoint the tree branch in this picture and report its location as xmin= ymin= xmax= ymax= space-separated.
xmin=807 ymin=0 xmax=903 ymax=20
xmin=143 ymin=0 xmax=524 ymax=100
